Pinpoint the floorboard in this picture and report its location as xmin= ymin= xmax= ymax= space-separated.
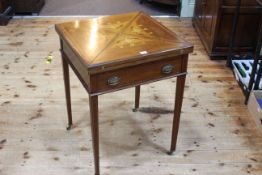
xmin=0 ymin=17 xmax=262 ymax=175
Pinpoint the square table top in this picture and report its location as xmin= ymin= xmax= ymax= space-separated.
xmin=55 ymin=11 xmax=193 ymax=73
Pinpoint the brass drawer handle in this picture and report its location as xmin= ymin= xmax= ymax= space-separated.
xmin=107 ymin=76 xmax=120 ymax=86
xmin=162 ymin=64 xmax=174 ymax=74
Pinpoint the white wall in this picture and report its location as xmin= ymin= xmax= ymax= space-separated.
xmin=180 ymin=0 xmax=195 ymax=17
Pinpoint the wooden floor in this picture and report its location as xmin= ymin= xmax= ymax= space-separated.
xmin=0 ymin=17 xmax=262 ymax=175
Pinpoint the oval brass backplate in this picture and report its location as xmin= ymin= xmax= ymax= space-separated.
xmin=107 ymin=76 xmax=120 ymax=86
xmin=162 ymin=64 xmax=174 ymax=74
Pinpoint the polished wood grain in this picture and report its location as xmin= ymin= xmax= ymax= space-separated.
xmin=56 ymin=12 xmax=193 ymax=175
xmin=55 ymin=12 xmax=193 ymax=74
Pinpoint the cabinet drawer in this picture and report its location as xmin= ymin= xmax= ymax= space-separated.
xmin=90 ymin=56 xmax=183 ymax=93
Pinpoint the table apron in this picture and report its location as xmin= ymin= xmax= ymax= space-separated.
xmin=89 ymin=72 xmax=187 ymax=96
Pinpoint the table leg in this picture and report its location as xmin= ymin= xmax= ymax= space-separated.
xmin=89 ymin=95 xmax=100 ymax=175
xmin=62 ymin=56 xmax=73 ymax=130
xmin=133 ymin=86 xmax=140 ymax=112
xmin=169 ymin=75 xmax=186 ymax=155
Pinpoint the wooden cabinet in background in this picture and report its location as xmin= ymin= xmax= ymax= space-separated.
xmin=0 ymin=0 xmax=13 ymax=26
xmin=152 ymin=0 xmax=181 ymax=15
xmin=140 ymin=0 xmax=181 ymax=16
xmin=14 ymin=0 xmax=45 ymax=14
xmin=193 ymin=0 xmax=262 ymax=59
xmin=0 ymin=0 xmax=8 ymax=12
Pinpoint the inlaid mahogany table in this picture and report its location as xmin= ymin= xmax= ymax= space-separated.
xmin=55 ymin=11 xmax=193 ymax=175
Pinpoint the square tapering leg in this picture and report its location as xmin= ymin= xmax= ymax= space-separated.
xmin=89 ymin=95 xmax=100 ymax=175
xmin=61 ymin=54 xmax=73 ymax=130
xmin=169 ymin=75 xmax=186 ymax=154
xmin=133 ymin=86 xmax=140 ymax=112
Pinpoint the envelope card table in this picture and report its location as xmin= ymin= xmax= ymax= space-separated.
xmin=55 ymin=11 xmax=193 ymax=175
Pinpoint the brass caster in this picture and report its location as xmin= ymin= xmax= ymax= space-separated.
xmin=132 ymin=108 xmax=138 ymax=112
xmin=66 ymin=124 xmax=73 ymax=130
xmin=167 ymin=151 xmax=174 ymax=155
